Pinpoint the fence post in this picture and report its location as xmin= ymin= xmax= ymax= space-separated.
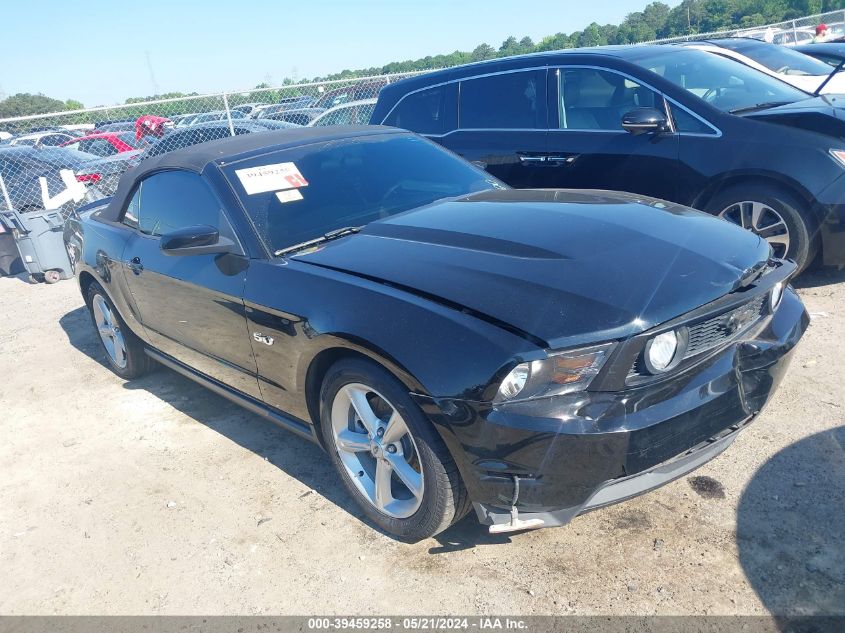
xmin=792 ymin=20 xmax=797 ymax=40
xmin=222 ymin=91 xmax=236 ymax=137
xmin=0 ymin=173 xmax=12 ymax=211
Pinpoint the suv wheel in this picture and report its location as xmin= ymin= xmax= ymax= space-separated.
xmin=320 ymin=358 xmax=470 ymax=542
xmin=705 ymin=184 xmax=818 ymax=272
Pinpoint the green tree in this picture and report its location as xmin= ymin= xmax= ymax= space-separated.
xmin=65 ymin=99 xmax=84 ymax=110
xmin=0 ymin=93 xmax=68 ymax=118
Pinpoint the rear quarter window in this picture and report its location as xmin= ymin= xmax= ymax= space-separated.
xmin=382 ymin=83 xmax=456 ymax=135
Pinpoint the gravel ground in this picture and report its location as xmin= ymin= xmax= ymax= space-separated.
xmin=0 ymin=268 xmax=842 ymax=616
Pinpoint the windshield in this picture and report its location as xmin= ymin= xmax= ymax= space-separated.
xmin=719 ymin=39 xmax=833 ymax=76
xmin=632 ymin=48 xmax=809 ymax=113
xmin=223 ymin=134 xmax=503 ymax=255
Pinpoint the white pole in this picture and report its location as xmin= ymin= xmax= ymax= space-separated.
xmin=222 ymin=91 xmax=236 ymax=137
xmin=0 ymin=172 xmax=13 ymax=211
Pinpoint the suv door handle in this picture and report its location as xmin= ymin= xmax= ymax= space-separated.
xmin=545 ymin=154 xmax=579 ymax=165
xmin=517 ymin=155 xmax=546 ymax=163
xmin=127 ymin=256 xmax=143 ymax=275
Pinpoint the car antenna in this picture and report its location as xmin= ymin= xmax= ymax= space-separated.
xmin=814 ymin=59 xmax=845 ymax=97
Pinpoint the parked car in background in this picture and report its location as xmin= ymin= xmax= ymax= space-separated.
xmin=74 ymin=126 xmax=806 ymax=541
xmin=60 ymin=131 xmax=151 ymax=157
xmin=95 ymin=121 xmax=136 ymax=133
xmin=371 ymin=45 xmax=845 ymax=271
xmin=141 ymin=119 xmax=297 ymax=160
xmin=250 ymin=97 xmax=317 ymax=119
xmin=772 ymin=28 xmax=815 ymax=46
xmin=187 ymin=110 xmax=248 ymax=125
xmin=170 ymin=113 xmax=202 ymax=127
xmin=0 ymin=146 xmax=98 ymax=211
xmin=264 ymin=108 xmax=324 ymax=126
xmin=313 ymin=81 xmax=387 ymax=110
xmin=10 ymin=129 xmax=81 ymax=147
xmin=793 ymin=42 xmax=845 ymax=66
xmin=74 ymin=149 xmax=145 ymax=195
xmin=682 ymin=38 xmax=845 ymax=93
xmin=231 ymin=102 xmax=268 ymax=116
xmin=309 ymin=99 xmax=377 ymax=126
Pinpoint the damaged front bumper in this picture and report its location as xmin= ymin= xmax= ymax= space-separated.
xmin=413 ymin=286 xmax=809 ymax=533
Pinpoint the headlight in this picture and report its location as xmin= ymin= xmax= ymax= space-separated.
xmin=830 ymin=149 xmax=845 ymax=168
xmin=496 ymin=344 xmax=613 ymax=402
xmin=770 ymin=281 xmax=784 ymax=311
xmin=644 ymin=327 xmax=688 ymax=374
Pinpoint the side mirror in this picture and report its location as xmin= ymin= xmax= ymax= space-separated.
xmin=160 ymin=225 xmax=234 ymax=256
xmin=622 ymin=107 xmax=670 ymax=136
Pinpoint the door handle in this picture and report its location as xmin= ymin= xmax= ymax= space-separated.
xmin=545 ymin=155 xmax=579 ymax=165
xmin=518 ymin=155 xmax=547 ymax=163
xmin=127 ymin=256 xmax=143 ymax=274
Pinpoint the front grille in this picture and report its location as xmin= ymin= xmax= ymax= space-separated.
xmin=628 ymin=293 xmax=768 ymax=381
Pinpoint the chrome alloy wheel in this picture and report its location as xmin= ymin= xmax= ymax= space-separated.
xmin=330 ymin=383 xmax=424 ymax=518
xmin=719 ymin=200 xmax=790 ymax=259
xmin=92 ymin=294 xmax=127 ymax=369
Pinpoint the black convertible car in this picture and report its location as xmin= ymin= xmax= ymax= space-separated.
xmin=75 ymin=127 xmax=807 ymax=541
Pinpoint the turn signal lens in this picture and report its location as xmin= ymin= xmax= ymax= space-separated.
xmin=498 ymin=363 xmax=530 ymax=400
xmin=496 ymin=344 xmax=613 ymax=402
xmin=551 ymin=351 xmax=607 ymax=384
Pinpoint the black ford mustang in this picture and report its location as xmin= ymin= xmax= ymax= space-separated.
xmin=75 ymin=126 xmax=807 ymax=542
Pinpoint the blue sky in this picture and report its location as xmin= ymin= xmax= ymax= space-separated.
xmin=0 ymin=0 xmax=678 ymax=106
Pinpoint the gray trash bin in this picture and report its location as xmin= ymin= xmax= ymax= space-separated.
xmin=0 ymin=209 xmax=74 ymax=284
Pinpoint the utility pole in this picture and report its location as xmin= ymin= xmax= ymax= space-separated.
xmin=145 ymin=50 xmax=160 ymax=97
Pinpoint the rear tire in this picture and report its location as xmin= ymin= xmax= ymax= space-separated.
xmin=705 ymin=183 xmax=819 ymax=273
xmin=85 ymin=282 xmax=152 ymax=379
xmin=320 ymin=358 xmax=470 ymax=542
xmin=43 ymin=270 xmax=61 ymax=284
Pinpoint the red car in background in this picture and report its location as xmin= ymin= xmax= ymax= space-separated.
xmin=60 ymin=131 xmax=149 ymax=157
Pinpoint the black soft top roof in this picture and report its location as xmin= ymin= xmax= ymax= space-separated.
xmin=100 ymin=125 xmax=401 ymax=222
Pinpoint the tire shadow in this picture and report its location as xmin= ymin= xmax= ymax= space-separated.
xmin=58 ymin=305 xmax=375 ymax=534
xmin=737 ymin=426 xmax=845 ymax=616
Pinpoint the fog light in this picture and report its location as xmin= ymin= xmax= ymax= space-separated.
xmin=770 ymin=282 xmax=784 ymax=311
xmin=498 ymin=363 xmax=530 ymax=400
xmin=646 ymin=330 xmax=679 ymax=373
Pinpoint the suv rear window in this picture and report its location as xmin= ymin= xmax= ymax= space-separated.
xmin=459 ymin=70 xmax=546 ymax=129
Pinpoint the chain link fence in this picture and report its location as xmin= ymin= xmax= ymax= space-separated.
xmin=0 ymin=72 xmax=422 ymax=213
xmin=643 ymin=8 xmax=845 ymax=45
xmin=1 ymin=8 xmax=844 ymax=217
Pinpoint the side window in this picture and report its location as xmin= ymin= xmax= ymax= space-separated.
xmin=383 ymin=83 xmax=456 ymax=135
xmin=123 ymin=186 xmax=141 ymax=230
xmin=123 ymin=171 xmax=225 ymax=237
xmin=558 ymin=68 xmax=661 ymax=131
xmin=670 ymin=104 xmax=715 ymax=135
xmin=459 ymin=70 xmax=545 ymax=129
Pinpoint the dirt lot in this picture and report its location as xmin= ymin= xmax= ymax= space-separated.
xmin=0 ymin=268 xmax=842 ymax=616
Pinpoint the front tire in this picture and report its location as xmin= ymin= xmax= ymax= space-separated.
xmin=85 ymin=282 xmax=152 ymax=379
xmin=320 ymin=358 xmax=470 ymax=542
xmin=705 ymin=183 xmax=819 ymax=273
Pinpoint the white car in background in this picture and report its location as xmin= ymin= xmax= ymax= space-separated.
xmin=308 ymin=99 xmax=377 ymax=127
xmin=9 ymin=129 xmax=81 ymax=147
xmin=682 ymin=38 xmax=845 ymax=94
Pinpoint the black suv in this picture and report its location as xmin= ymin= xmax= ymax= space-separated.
xmin=371 ymin=45 xmax=845 ymax=271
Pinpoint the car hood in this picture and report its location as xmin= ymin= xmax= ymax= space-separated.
xmin=293 ymin=190 xmax=771 ymax=348
xmin=744 ymin=94 xmax=845 ymax=138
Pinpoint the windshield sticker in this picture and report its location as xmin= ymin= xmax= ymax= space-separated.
xmin=235 ymin=162 xmax=309 ymax=195
xmin=275 ymin=189 xmax=304 ymax=204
